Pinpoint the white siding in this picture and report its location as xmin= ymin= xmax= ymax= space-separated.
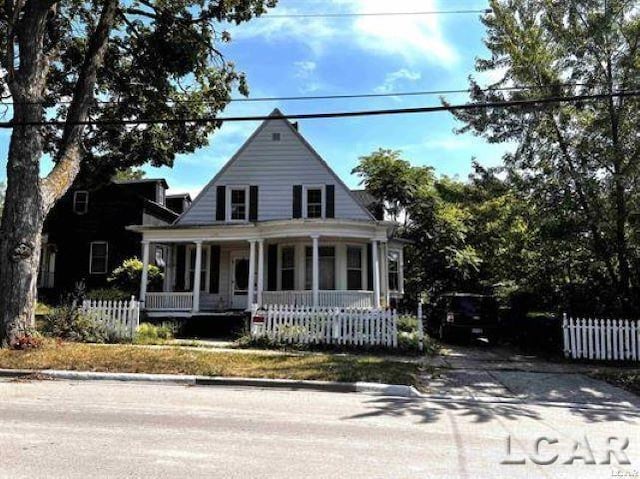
xmin=178 ymin=117 xmax=372 ymax=225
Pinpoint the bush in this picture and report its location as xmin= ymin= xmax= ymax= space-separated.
xmin=85 ymin=288 xmax=131 ymax=302
xmin=134 ymin=323 xmax=174 ymax=345
xmin=41 ymin=305 xmax=110 ymax=343
xmin=35 ymin=302 xmax=54 ymax=316
xmin=108 ymin=257 xmax=162 ymax=295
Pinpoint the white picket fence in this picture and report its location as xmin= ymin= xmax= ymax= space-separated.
xmin=251 ymin=305 xmax=398 ymax=348
xmin=81 ymin=297 xmax=140 ymax=339
xmin=563 ymin=315 xmax=639 ymax=361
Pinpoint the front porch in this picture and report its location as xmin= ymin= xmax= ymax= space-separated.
xmin=135 ymin=221 xmax=405 ymax=316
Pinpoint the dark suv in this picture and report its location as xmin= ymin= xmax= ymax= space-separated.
xmin=426 ymin=293 xmax=499 ymax=342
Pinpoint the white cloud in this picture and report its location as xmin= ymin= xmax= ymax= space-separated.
xmin=229 ymin=0 xmax=458 ymax=66
xmin=375 ymin=69 xmax=421 ymax=93
xmin=294 ymin=60 xmax=317 ymax=78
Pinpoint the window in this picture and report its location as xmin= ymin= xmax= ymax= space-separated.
xmin=272 ymin=132 xmax=281 ymax=141
xmin=306 ymin=187 xmax=323 ymax=218
xmin=305 ymin=246 xmax=335 ymax=290
xmin=73 ymin=191 xmax=89 ymax=214
xmin=280 ymin=246 xmax=295 ymax=291
xmin=388 ymin=251 xmax=400 ymax=292
xmin=347 ymin=246 xmax=363 ymax=291
xmin=229 ymin=187 xmax=248 ymax=221
xmin=89 ymin=242 xmax=108 ymax=274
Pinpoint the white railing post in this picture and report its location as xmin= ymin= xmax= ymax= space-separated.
xmin=371 ymin=240 xmax=381 ymax=309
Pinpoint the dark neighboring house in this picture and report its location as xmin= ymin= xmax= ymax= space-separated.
xmin=38 ymin=178 xmax=188 ymax=302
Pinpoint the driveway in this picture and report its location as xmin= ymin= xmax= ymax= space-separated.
xmin=0 ymin=377 xmax=638 ymax=478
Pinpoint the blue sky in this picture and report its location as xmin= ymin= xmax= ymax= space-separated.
xmin=0 ymin=0 xmax=515 ymax=197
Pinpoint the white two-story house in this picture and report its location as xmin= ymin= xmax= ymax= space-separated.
xmin=131 ymin=109 xmax=405 ymax=316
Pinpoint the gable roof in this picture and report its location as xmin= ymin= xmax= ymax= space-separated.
xmin=176 ymin=108 xmax=375 ymax=224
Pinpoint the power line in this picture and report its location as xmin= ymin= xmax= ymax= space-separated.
xmin=2 ymin=90 xmax=638 ymax=128
xmin=259 ymin=9 xmax=491 ymax=18
xmin=0 ymin=82 xmax=619 ymax=107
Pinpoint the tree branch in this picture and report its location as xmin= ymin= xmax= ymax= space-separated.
xmin=41 ymin=0 xmax=119 ymax=210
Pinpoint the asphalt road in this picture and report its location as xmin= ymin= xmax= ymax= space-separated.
xmin=0 ymin=377 xmax=638 ymax=478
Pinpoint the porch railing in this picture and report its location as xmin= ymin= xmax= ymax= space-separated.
xmin=262 ymin=290 xmax=374 ymax=309
xmin=145 ymin=292 xmax=194 ymax=311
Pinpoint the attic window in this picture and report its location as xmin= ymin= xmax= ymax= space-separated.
xmin=73 ymin=191 xmax=89 ymax=215
xmin=272 ymin=133 xmax=281 ymax=141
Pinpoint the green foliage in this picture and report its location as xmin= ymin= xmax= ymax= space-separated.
xmin=113 ymin=168 xmax=146 ymax=181
xmin=41 ymin=305 xmax=110 ymax=344
xmin=108 ymin=258 xmax=162 ymax=295
xmin=134 ymin=323 xmax=174 ymax=345
xmin=86 ymin=288 xmax=131 ymax=302
xmin=450 ymin=0 xmax=640 ymax=314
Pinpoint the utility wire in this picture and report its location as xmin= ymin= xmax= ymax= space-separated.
xmin=258 ymin=9 xmax=491 ymax=18
xmin=0 ymin=82 xmax=621 ymax=107
xmin=2 ymin=90 xmax=638 ymax=128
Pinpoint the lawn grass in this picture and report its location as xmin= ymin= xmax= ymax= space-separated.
xmin=0 ymin=340 xmax=423 ymax=385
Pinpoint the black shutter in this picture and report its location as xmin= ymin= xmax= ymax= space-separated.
xmin=367 ymin=243 xmax=373 ymax=291
xmin=326 ymin=185 xmax=335 ymax=218
xmin=175 ymin=245 xmax=186 ymax=291
xmin=292 ymin=185 xmax=302 ymax=218
xmin=209 ymin=245 xmax=220 ymax=294
xmin=267 ymin=244 xmax=278 ymax=291
xmin=216 ymin=185 xmax=226 ymax=221
xmin=249 ymin=186 xmax=259 ymax=221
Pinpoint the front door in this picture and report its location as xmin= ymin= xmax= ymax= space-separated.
xmin=230 ymin=252 xmax=250 ymax=309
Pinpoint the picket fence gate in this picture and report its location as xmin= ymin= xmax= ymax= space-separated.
xmin=563 ymin=314 xmax=639 ymax=362
xmin=81 ymin=296 xmax=140 ymax=339
xmin=251 ymin=305 xmax=398 ymax=348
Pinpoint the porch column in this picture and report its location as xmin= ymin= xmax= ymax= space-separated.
xmin=311 ymin=235 xmax=320 ymax=307
xmin=192 ymin=241 xmax=203 ymax=313
xmin=399 ymin=248 xmax=405 ymax=295
xmin=371 ymin=240 xmax=381 ymax=308
xmin=381 ymin=240 xmax=389 ymax=307
xmin=247 ymin=240 xmax=257 ymax=310
xmin=140 ymin=240 xmax=150 ymax=305
xmin=257 ymin=239 xmax=265 ymax=306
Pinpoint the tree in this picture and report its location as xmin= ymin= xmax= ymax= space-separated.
xmin=113 ymin=168 xmax=146 ymax=181
xmin=449 ymin=0 xmax=640 ymax=312
xmin=0 ymin=0 xmax=276 ymax=346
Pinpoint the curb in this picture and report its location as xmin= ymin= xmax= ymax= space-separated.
xmin=0 ymin=368 xmax=420 ymax=398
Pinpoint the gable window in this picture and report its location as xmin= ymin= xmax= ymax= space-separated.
xmin=280 ymin=246 xmax=295 ymax=291
xmin=228 ymin=186 xmax=248 ymax=221
xmin=388 ymin=251 xmax=400 ymax=292
xmin=89 ymin=241 xmax=108 ymax=274
xmin=73 ymin=191 xmax=89 ymax=215
xmin=347 ymin=246 xmax=363 ymax=291
xmin=272 ymin=132 xmax=281 ymax=141
xmin=305 ymin=246 xmax=335 ymax=290
xmin=304 ymin=186 xmax=324 ymax=219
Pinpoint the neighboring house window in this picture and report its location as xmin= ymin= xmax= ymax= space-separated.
xmin=305 ymin=187 xmax=324 ymax=219
xmin=228 ymin=186 xmax=248 ymax=221
xmin=38 ymin=244 xmax=56 ymax=288
xmin=388 ymin=251 xmax=400 ymax=291
xmin=305 ymin=246 xmax=335 ymax=290
xmin=73 ymin=191 xmax=89 ymax=214
xmin=280 ymin=246 xmax=295 ymax=291
xmin=89 ymin=241 xmax=108 ymax=274
xmin=347 ymin=246 xmax=363 ymax=291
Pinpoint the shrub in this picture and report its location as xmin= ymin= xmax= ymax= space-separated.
xmin=41 ymin=305 xmax=110 ymax=343
xmin=35 ymin=302 xmax=54 ymax=316
xmin=108 ymin=257 xmax=162 ymax=295
xmin=85 ymin=288 xmax=131 ymax=302
xmin=134 ymin=323 xmax=174 ymax=345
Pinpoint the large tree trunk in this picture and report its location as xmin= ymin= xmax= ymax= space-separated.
xmin=0 ymin=104 xmax=46 ymax=347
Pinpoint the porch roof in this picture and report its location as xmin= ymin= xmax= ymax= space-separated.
xmin=127 ymin=218 xmax=396 ymax=243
